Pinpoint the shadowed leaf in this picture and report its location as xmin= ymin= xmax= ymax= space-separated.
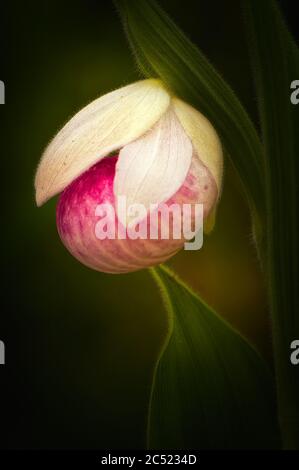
xmin=244 ymin=0 xmax=299 ymax=448
xmin=115 ymin=0 xmax=266 ymax=243
xmin=149 ymin=265 xmax=280 ymax=449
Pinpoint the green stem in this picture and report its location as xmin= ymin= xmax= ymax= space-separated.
xmin=115 ymin=0 xmax=299 ymax=448
xmin=244 ymin=0 xmax=299 ymax=448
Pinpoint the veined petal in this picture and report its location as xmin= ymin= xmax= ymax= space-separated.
xmin=114 ymin=107 xmax=193 ymax=226
xmin=172 ymin=97 xmax=223 ymax=193
xmin=35 ymin=79 xmax=170 ymax=206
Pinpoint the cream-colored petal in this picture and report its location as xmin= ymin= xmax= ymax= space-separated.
xmin=114 ymin=107 xmax=193 ymax=226
xmin=172 ymin=97 xmax=223 ymax=193
xmin=35 ymin=79 xmax=170 ymax=206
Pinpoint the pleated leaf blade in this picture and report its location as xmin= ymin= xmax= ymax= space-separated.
xmin=244 ymin=0 xmax=299 ymax=448
xmin=115 ymin=0 xmax=266 ymax=240
xmin=149 ymin=265 xmax=280 ymax=449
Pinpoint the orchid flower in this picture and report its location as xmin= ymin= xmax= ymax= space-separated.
xmin=35 ymin=79 xmax=223 ymax=273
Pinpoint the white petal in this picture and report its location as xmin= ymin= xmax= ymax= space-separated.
xmin=114 ymin=107 xmax=193 ymax=226
xmin=35 ymin=79 xmax=170 ymax=206
xmin=172 ymin=97 xmax=223 ymax=192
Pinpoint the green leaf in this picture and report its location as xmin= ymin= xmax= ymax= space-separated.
xmin=114 ymin=0 xmax=266 ymax=244
xmin=149 ymin=265 xmax=280 ymax=449
xmin=244 ymin=0 xmax=299 ymax=448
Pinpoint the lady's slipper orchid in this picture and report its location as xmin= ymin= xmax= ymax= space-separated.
xmin=35 ymin=79 xmax=223 ymax=273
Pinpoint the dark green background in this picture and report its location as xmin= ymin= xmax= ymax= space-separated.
xmin=0 ymin=0 xmax=297 ymax=449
